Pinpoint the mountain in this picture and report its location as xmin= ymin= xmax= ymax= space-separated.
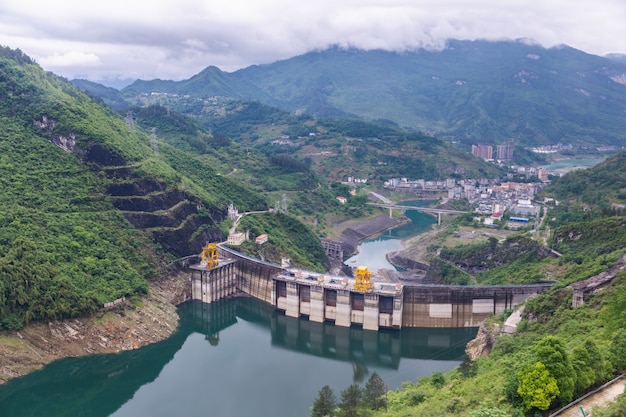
xmin=543 ymin=151 xmax=626 ymax=211
xmin=120 ymin=40 xmax=626 ymax=148
xmin=70 ymin=79 xmax=130 ymax=111
xmin=0 ymin=46 xmax=326 ymax=330
xmin=606 ymin=53 xmax=626 ymax=65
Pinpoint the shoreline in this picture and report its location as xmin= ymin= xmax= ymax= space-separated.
xmin=0 ymin=273 xmax=189 ymax=385
xmin=0 ymin=206 xmax=442 ymax=385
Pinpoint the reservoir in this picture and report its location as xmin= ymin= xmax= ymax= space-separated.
xmin=0 ymin=300 xmax=477 ymax=417
xmin=0 ymin=202 xmax=476 ymax=417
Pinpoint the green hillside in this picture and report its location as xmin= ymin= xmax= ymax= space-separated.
xmin=117 ymin=97 xmax=506 ymax=183
xmin=0 ymin=47 xmax=327 ymax=329
xmin=543 ymin=151 xmax=626 ymax=210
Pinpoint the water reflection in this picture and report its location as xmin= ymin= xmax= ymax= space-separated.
xmin=0 ymin=299 xmax=477 ymax=417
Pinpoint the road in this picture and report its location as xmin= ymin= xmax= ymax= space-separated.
xmin=550 ymin=377 xmax=624 ymax=417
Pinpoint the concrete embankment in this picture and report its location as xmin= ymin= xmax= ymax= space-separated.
xmin=338 ymin=214 xmax=404 ymax=256
xmin=549 ymin=375 xmax=625 ymax=417
xmin=386 ymin=253 xmax=429 ymax=271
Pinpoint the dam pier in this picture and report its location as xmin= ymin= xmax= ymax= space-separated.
xmin=190 ymin=244 xmax=552 ymax=330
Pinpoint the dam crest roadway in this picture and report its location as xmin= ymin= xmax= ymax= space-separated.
xmin=188 ymin=243 xmax=552 ymax=331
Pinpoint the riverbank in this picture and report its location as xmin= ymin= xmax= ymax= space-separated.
xmin=0 ymin=208 xmax=438 ymax=386
xmin=336 ymin=213 xmax=407 ymax=257
xmin=0 ymin=272 xmax=189 ymax=385
xmin=387 ymin=221 xmax=445 ymax=266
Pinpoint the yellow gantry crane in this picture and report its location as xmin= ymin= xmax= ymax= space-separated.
xmin=353 ymin=266 xmax=372 ymax=291
xmin=201 ymin=243 xmax=219 ymax=269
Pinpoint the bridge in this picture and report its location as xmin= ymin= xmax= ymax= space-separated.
xmin=366 ymin=202 xmax=467 ymax=224
xmin=188 ymin=244 xmax=552 ymax=331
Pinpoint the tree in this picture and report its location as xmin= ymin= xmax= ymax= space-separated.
xmin=468 ymin=406 xmax=512 ymax=417
xmin=364 ymin=372 xmax=388 ymax=411
xmin=431 ymin=371 xmax=445 ymax=388
xmin=608 ymin=328 xmax=626 ymax=372
xmin=459 ymin=353 xmax=478 ymax=378
xmin=311 ymin=385 xmax=337 ymax=417
xmin=337 ymin=384 xmax=362 ymax=417
xmin=583 ymin=338 xmax=609 ymax=385
xmin=534 ymin=335 xmax=576 ymax=404
xmin=571 ymin=344 xmax=595 ymax=395
xmin=517 ymin=361 xmax=560 ymax=411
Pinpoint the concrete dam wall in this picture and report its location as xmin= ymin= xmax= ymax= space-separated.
xmin=189 ymin=245 xmax=552 ymax=329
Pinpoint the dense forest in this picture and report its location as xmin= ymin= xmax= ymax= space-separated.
xmin=0 ymin=47 xmax=328 ymax=329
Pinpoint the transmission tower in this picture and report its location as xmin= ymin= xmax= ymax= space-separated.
xmin=150 ymin=127 xmax=159 ymax=157
xmin=282 ymin=193 xmax=288 ymax=213
xmin=125 ymin=110 xmax=134 ymax=128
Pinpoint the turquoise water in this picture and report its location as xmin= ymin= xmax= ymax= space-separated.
xmin=0 ymin=300 xmax=476 ymax=417
xmin=345 ymin=200 xmax=437 ymax=271
xmin=542 ymin=157 xmax=606 ymax=172
xmin=0 ymin=201 xmax=471 ymax=417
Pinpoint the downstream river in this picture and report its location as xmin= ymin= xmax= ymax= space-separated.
xmin=542 ymin=156 xmax=607 ymax=174
xmin=0 ymin=201 xmax=475 ymax=417
xmin=345 ymin=200 xmax=437 ymax=272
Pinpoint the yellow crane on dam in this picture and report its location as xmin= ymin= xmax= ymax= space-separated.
xmin=353 ymin=266 xmax=372 ymax=291
xmin=201 ymin=243 xmax=219 ymax=269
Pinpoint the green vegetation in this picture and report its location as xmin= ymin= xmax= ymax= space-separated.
xmin=310 ymin=373 xmax=389 ymax=417
xmin=108 ymin=93 xmax=504 ymax=184
xmin=545 ymin=152 xmax=626 ymax=209
xmin=0 ymin=47 xmax=326 ymax=329
xmin=236 ymin=212 xmax=329 ymax=272
xmin=311 ymin=385 xmax=337 ymax=417
xmin=0 ymin=52 xmax=157 ymax=329
xmin=120 ymin=41 xmax=626 ymax=148
xmin=312 ymin=269 xmax=626 ymax=416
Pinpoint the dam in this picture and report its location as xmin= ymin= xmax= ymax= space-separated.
xmin=189 ymin=244 xmax=552 ymax=330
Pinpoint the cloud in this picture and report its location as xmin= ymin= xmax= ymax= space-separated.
xmin=2 ymin=0 xmax=625 ymax=83
xmin=39 ymin=51 xmax=101 ymax=68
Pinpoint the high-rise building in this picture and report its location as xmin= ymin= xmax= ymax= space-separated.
xmin=472 ymin=144 xmax=493 ymax=160
xmin=497 ymin=141 xmax=514 ymax=160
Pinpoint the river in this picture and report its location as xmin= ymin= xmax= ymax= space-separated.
xmin=345 ymin=200 xmax=437 ymax=272
xmin=0 ymin=202 xmax=475 ymax=417
xmin=542 ymin=156 xmax=607 ymax=174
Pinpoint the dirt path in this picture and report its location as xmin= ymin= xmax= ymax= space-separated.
xmin=551 ymin=378 xmax=625 ymax=417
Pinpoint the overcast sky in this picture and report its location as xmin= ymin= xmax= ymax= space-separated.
xmin=2 ymin=0 xmax=625 ymax=86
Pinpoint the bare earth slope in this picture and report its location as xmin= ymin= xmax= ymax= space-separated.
xmin=0 ymin=273 xmax=190 ymax=384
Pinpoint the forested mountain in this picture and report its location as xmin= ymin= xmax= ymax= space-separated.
xmin=0 ymin=46 xmax=327 ymax=330
xmin=4 ymin=44 xmax=626 ymax=417
xmin=543 ymin=151 xmax=626 ymax=210
xmin=116 ymin=40 xmax=626 ymax=148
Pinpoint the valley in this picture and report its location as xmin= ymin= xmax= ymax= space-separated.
xmin=1 ymin=43 xmax=626 ymax=417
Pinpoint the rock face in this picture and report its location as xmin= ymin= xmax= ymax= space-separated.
xmin=465 ymin=323 xmax=499 ymax=360
xmin=0 ymin=273 xmax=191 ymax=385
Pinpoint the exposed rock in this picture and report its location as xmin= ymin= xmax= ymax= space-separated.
xmin=0 ymin=272 xmax=190 ymax=385
xmin=502 ymin=308 xmax=525 ymax=334
xmin=465 ymin=323 xmax=500 ymax=360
